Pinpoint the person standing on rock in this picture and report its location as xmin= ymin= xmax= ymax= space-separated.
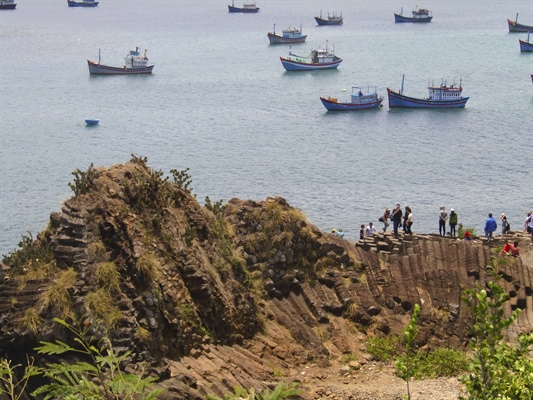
xmin=391 ymin=203 xmax=403 ymax=237
xmin=501 ymin=214 xmax=510 ymax=235
xmin=449 ymin=209 xmax=458 ymax=237
xmin=484 ymin=213 xmax=497 ymax=241
xmin=404 ymin=207 xmax=413 ymax=234
xmin=439 ymin=206 xmax=448 ymax=236
xmin=380 ymin=208 xmax=391 ymax=232
xmin=359 ymin=224 xmax=365 ymax=241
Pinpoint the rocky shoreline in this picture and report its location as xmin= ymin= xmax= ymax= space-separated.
xmin=0 ymin=160 xmax=531 ymax=399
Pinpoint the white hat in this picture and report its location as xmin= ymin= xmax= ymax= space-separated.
xmin=501 ymin=213 xmax=505 ymax=217
xmin=451 ymin=208 xmax=455 ymax=212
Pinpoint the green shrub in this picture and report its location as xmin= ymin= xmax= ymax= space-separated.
xmin=366 ymin=336 xmax=400 ymax=362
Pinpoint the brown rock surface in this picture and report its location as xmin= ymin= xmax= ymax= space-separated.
xmin=0 ymin=160 xmax=531 ymax=399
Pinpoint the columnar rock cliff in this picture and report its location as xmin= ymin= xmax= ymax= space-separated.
xmin=0 ymin=159 xmax=531 ymax=399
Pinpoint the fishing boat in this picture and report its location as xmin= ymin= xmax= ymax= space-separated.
xmin=280 ymin=43 xmax=342 ymax=71
xmin=67 ymin=0 xmax=99 ymax=7
xmin=228 ymin=1 xmax=259 ymax=13
xmin=320 ymin=85 xmax=384 ymax=111
xmin=508 ymin=14 xmax=533 ymax=32
xmin=519 ymin=32 xmax=533 ymax=52
xmin=268 ymin=24 xmax=307 ymax=44
xmin=394 ymin=6 xmax=432 ymax=23
xmin=87 ymin=48 xmax=154 ymax=75
xmin=315 ymin=10 xmax=343 ymax=25
xmin=85 ymin=118 xmax=100 ymax=126
xmin=0 ymin=0 xmax=16 ymax=10
xmin=387 ymin=75 xmax=469 ymax=108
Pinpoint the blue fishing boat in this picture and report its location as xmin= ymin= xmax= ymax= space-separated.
xmin=387 ymin=75 xmax=469 ymax=108
xmin=280 ymin=43 xmax=342 ymax=71
xmin=508 ymin=14 xmax=533 ymax=32
xmin=320 ymin=85 xmax=384 ymax=111
xmin=268 ymin=24 xmax=307 ymax=44
xmin=68 ymin=0 xmax=98 ymax=7
xmin=315 ymin=10 xmax=343 ymax=25
xmin=85 ymin=118 xmax=100 ymax=126
xmin=228 ymin=1 xmax=259 ymax=13
xmin=519 ymin=32 xmax=533 ymax=52
xmin=394 ymin=6 xmax=432 ymax=23
xmin=0 ymin=0 xmax=17 ymax=10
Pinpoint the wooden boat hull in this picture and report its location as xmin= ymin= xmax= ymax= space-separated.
xmin=268 ymin=32 xmax=306 ymax=44
xmin=314 ymin=17 xmax=342 ymax=25
xmin=519 ymin=40 xmax=533 ymax=52
xmin=280 ymin=57 xmax=342 ymax=71
xmin=394 ymin=13 xmax=432 ymax=23
xmin=228 ymin=5 xmax=259 ymax=13
xmin=0 ymin=4 xmax=16 ymax=9
xmin=87 ymin=60 xmax=154 ymax=75
xmin=387 ymin=88 xmax=468 ymax=108
xmin=508 ymin=19 xmax=533 ymax=32
xmin=320 ymin=96 xmax=383 ymax=111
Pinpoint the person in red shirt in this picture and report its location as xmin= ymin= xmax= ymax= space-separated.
xmin=501 ymin=241 xmax=513 ymax=255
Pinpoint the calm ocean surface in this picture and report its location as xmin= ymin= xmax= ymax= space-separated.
xmin=1 ymin=0 xmax=532 ymax=255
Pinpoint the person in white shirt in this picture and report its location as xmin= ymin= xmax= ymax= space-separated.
xmin=365 ymin=222 xmax=376 ymax=237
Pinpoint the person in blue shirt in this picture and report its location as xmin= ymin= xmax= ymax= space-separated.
xmin=484 ymin=213 xmax=497 ymax=241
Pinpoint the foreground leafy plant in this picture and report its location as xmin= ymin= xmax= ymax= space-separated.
xmin=32 ymin=318 xmax=162 ymax=399
xmin=460 ymin=268 xmax=533 ymax=399
xmin=395 ymin=303 xmax=421 ymax=400
xmin=0 ymin=357 xmax=40 ymax=400
xmin=206 ymin=381 xmax=301 ymax=400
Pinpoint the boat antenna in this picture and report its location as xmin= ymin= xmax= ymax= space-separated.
xmin=400 ymin=74 xmax=405 ymax=94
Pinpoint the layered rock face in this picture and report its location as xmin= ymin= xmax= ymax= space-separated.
xmin=0 ymin=160 xmax=531 ymax=399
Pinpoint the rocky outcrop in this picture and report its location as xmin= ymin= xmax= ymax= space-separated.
xmin=0 ymin=160 xmax=532 ymax=399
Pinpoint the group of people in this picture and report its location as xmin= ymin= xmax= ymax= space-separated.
xmin=356 ymin=206 xmax=533 ymax=245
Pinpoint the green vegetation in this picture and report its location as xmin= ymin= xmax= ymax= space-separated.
xmin=1 ymin=318 xmax=162 ymax=399
xmin=19 ymin=307 xmax=44 ymax=335
xmin=460 ymin=267 xmax=533 ymax=399
xmin=366 ymin=335 xmax=400 ymax=362
xmin=2 ymin=232 xmax=56 ymax=277
xmin=395 ymin=303 xmax=421 ymax=400
xmin=0 ymin=357 xmax=40 ymax=400
xmin=95 ymin=261 xmax=121 ymax=293
xmin=206 ymin=382 xmax=301 ymax=400
xmin=39 ymin=268 xmax=77 ymax=319
xmin=458 ymin=225 xmax=477 ymax=239
xmin=68 ymin=162 xmax=101 ymax=196
xmin=33 ymin=318 xmax=162 ymax=399
xmin=135 ymin=254 xmax=161 ymax=282
xmin=86 ymin=289 xmax=123 ymax=329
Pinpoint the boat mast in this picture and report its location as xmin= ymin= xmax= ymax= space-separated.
xmin=98 ymin=48 xmax=101 ymax=64
xmin=273 ymin=23 xmax=276 ymax=34
xmin=516 ymin=13 xmax=518 ymax=23
xmin=400 ymin=74 xmax=405 ymax=94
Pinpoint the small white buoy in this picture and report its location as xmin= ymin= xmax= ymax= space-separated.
xmin=342 ymin=88 xmax=347 ymax=92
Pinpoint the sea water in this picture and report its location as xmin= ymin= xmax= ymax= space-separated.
xmin=1 ymin=0 xmax=532 ymax=255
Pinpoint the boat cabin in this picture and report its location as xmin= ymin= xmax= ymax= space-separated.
xmin=427 ymin=84 xmax=463 ymax=101
xmin=124 ymin=48 xmax=149 ymax=69
xmin=351 ymin=85 xmax=379 ymax=104
xmin=311 ymin=49 xmax=338 ymax=64
xmin=281 ymin=26 xmax=303 ymax=39
xmin=242 ymin=2 xmax=257 ymax=9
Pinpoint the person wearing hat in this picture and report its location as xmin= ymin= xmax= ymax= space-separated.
xmin=439 ymin=206 xmax=448 ymax=236
xmin=501 ymin=214 xmax=510 ymax=235
xmin=449 ymin=208 xmax=458 ymax=237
